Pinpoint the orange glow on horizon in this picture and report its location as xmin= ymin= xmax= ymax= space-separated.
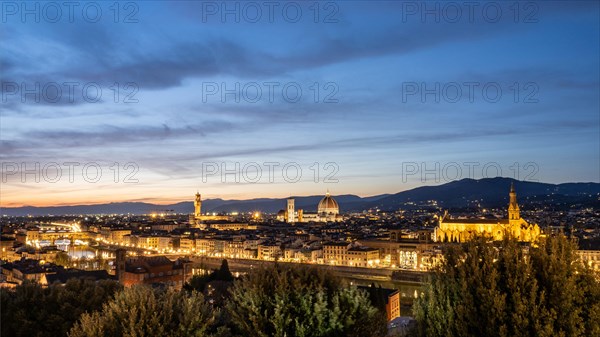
xmin=1 ymin=179 xmax=409 ymax=208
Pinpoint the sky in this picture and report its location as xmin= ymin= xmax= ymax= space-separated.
xmin=1 ymin=0 xmax=599 ymax=207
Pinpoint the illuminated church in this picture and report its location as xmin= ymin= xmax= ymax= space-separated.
xmin=278 ymin=191 xmax=342 ymax=223
xmin=434 ymin=183 xmax=541 ymax=243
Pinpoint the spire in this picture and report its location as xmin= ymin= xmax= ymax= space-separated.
xmin=326 ymin=189 xmax=330 ymax=197
xmin=508 ymin=183 xmax=520 ymax=220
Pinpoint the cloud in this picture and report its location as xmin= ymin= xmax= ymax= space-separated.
xmin=0 ymin=2 xmax=550 ymax=97
xmin=1 ymin=0 xmax=598 ymax=202
xmin=24 ymin=120 xmax=234 ymax=147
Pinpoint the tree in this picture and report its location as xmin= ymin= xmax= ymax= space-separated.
xmin=54 ymin=251 xmax=71 ymax=267
xmin=214 ymin=259 xmax=234 ymax=282
xmin=185 ymin=273 xmax=212 ymax=293
xmin=366 ymin=283 xmax=389 ymax=315
xmin=1 ymin=279 xmax=121 ymax=337
xmin=69 ymin=286 xmax=220 ymax=337
xmin=185 ymin=259 xmax=235 ymax=293
xmin=412 ymin=235 xmax=600 ymax=337
xmin=226 ymin=264 xmax=387 ymax=337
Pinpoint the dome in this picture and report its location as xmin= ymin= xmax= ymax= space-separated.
xmin=318 ymin=192 xmax=339 ymax=214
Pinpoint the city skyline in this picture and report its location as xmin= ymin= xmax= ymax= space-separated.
xmin=2 ymin=1 xmax=599 ymax=207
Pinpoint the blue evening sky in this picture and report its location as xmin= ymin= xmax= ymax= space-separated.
xmin=1 ymin=1 xmax=598 ymax=206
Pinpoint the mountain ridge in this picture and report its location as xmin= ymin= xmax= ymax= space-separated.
xmin=2 ymin=178 xmax=598 ymax=216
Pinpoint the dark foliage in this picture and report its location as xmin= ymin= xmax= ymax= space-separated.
xmin=0 ymin=279 xmax=121 ymax=337
xmin=226 ymin=264 xmax=387 ymax=337
xmin=68 ymin=285 xmax=226 ymax=337
xmin=413 ymin=235 xmax=600 ymax=337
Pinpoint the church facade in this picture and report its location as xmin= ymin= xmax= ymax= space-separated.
xmin=434 ymin=184 xmax=541 ymax=243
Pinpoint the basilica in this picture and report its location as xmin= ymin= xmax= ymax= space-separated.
xmin=434 ymin=183 xmax=541 ymax=243
xmin=278 ymin=191 xmax=343 ymax=223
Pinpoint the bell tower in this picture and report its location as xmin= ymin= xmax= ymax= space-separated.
xmin=194 ymin=192 xmax=202 ymax=218
xmin=116 ymin=249 xmax=126 ymax=284
xmin=508 ymin=183 xmax=520 ymax=221
xmin=286 ymin=198 xmax=295 ymax=223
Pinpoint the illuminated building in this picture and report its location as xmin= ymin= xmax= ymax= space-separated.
xmin=257 ymin=243 xmax=281 ymax=260
xmin=209 ymin=222 xmax=257 ymax=231
xmin=130 ymin=235 xmax=160 ymax=249
xmin=322 ymin=242 xmax=380 ymax=267
xmin=195 ymin=238 xmax=215 ymax=255
xmin=99 ymin=228 xmax=132 ymax=243
xmin=0 ymin=236 xmax=16 ymax=261
xmin=347 ymin=247 xmax=380 ymax=267
xmin=578 ymin=250 xmax=600 ymax=272
xmin=318 ymin=191 xmax=340 ymax=215
xmin=157 ymin=236 xmax=173 ymax=251
xmin=434 ymin=184 xmax=541 ymax=243
xmin=386 ymin=290 xmax=401 ymax=321
xmin=323 ymin=242 xmax=350 ymax=265
xmin=223 ymin=239 xmax=246 ymax=258
xmin=283 ymin=247 xmax=300 ymax=260
xmin=279 ymin=191 xmax=343 ymax=223
xmin=359 ymin=231 xmax=440 ymax=271
xmin=190 ymin=192 xmax=231 ymax=226
xmin=287 ymin=198 xmax=296 ymax=223
xmin=177 ymin=237 xmax=195 ymax=252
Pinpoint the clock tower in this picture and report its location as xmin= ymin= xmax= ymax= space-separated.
xmin=194 ymin=192 xmax=202 ymax=218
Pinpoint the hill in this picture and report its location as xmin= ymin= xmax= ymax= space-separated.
xmin=2 ymin=178 xmax=598 ymax=216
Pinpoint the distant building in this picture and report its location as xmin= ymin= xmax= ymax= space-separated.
xmin=257 ymin=243 xmax=281 ymax=260
xmin=347 ymin=247 xmax=380 ymax=267
xmin=287 ymin=198 xmax=296 ymax=223
xmin=434 ymin=184 xmax=541 ymax=243
xmin=278 ymin=191 xmax=343 ymax=223
xmin=115 ymin=250 xmax=192 ymax=289
xmin=1 ymin=259 xmax=114 ymax=287
xmin=99 ymin=227 xmax=132 ymax=242
xmin=359 ymin=229 xmax=440 ymax=270
xmin=1 ymin=259 xmax=64 ymax=286
xmin=209 ymin=222 xmax=257 ymax=231
xmin=323 ymin=242 xmax=351 ymax=265
xmin=195 ymin=238 xmax=216 ymax=255
xmin=578 ymin=250 xmax=600 ymax=272
xmin=190 ymin=192 xmax=231 ymax=225
xmin=322 ymin=242 xmax=381 ymax=267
